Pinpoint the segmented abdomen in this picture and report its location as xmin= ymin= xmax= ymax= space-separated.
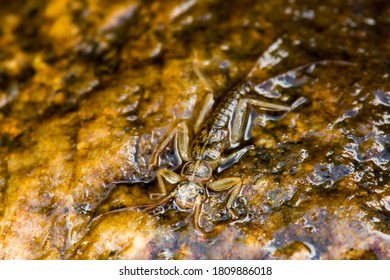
xmin=191 ymin=81 xmax=252 ymax=161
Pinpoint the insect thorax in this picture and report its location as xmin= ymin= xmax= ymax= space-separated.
xmin=180 ymin=160 xmax=213 ymax=182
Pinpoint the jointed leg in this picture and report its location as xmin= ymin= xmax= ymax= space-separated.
xmin=136 ymin=191 xmax=177 ymax=211
xmin=231 ymin=97 xmax=290 ymax=145
xmin=176 ymin=122 xmax=190 ymax=162
xmin=194 ymin=93 xmax=214 ymax=134
xmin=231 ymin=99 xmax=249 ymax=145
xmin=150 ymin=169 xmax=181 ymax=199
xmin=150 ymin=122 xmax=191 ymax=169
xmin=193 ymin=195 xmax=224 ymax=238
xmin=208 ymin=177 xmax=242 ymax=218
xmin=217 ymin=145 xmax=254 ymax=173
xmin=86 ymin=190 xmax=177 ymax=232
xmin=246 ymin=98 xmax=290 ymax=111
xmin=193 ymin=195 xmax=205 ymax=234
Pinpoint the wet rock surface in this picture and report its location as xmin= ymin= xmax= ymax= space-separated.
xmin=0 ymin=0 xmax=389 ymax=259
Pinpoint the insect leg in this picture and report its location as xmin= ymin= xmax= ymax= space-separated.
xmin=194 ymin=93 xmax=214 ymax=134
xmin=231 ymin=97 xmax=289 ymax=146
xmin=246 ymin=98 xmax=291 ymax=111
xmin=150 ymin=122 xmax=191 ymax=169
xmin=231 ymin=98 xmax=249 ymax=145
xmin=192 ymin=55 xmax=218 ymax=134
xmin=176 ymin=122 xmax=190 ymax=162
xmin=193 ymin=195 xmax=224 ymax=238
xmin=208 ymin=177 xmax=242 ymax=219
xmin=193 ymin=195 xmax=205 ymax=234
xmin=86 ymin=190 xmax=177 ymax=232
xmin=217 ymin=145 xmax=254 ymax=173
xmin=150 ymin=169 xmax=181 ymax=199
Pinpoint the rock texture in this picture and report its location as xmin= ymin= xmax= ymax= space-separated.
xmin=0 ymin=0 xmax=389 ymax=259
